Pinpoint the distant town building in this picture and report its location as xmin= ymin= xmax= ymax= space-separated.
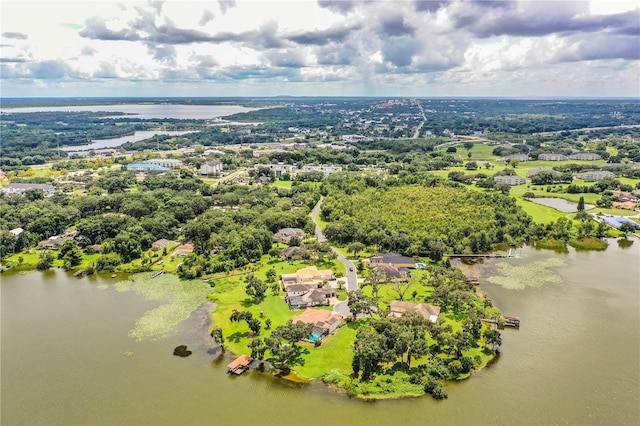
xmin=200 ymin=161 xmax=223 ymax=175
xmin=499 ymin=154 xmax=529 ymax=162
xmin=144 ymin=158 xmax=183 ymax=169
xmin=259 ymin=163 xmax=296 ymax=177
xmin=574 ymin=170 xmax=615 ymax=181
xmin=537 ymin=153 xmax=568 ymax=161
xmin=127 ymin=163 xmax=169 ymax=172
xmin=301 ymin=165 xmax=343 ymax=176
xmin=568 ymin=153 xmax=602 ymax=161
xmin=341 ymin=134 xmax=371 ymax=142
xmin=494 ymin=175 xmax=527 ymax=186
xmin=1 ymin=183 xmax=55 ymax=196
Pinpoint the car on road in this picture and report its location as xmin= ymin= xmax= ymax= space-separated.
xmin=349 ymin=267 xmax=354 ymax=272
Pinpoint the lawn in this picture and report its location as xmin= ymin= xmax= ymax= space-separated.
xmin=271 ymin=180 xmax=293 ymax=189
xmin=208 ymin=257 xmax=348 ymax=365
xmin=295 ymin=322 xmax=358 ymax=379
xmin=515 ymin=198 xmax=566 ymax=223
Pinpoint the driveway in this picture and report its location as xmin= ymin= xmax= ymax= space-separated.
xmin=310 ymin=198 xmax=358 ymax=316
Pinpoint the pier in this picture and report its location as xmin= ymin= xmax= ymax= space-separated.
xmin=446 ymin=249 xmax=515 ymax=258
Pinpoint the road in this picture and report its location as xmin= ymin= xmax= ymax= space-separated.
xmin=310 ymin=198 xmax=357 ymax=317
xmin=412 ymin=100 xmax=427 ymax=139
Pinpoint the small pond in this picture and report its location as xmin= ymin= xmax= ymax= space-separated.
xmin=528 ymin=197 xmax=594 ymax=212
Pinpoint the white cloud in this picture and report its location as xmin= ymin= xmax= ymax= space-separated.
xmin=0 ymin=0 xmax=638 ymax=97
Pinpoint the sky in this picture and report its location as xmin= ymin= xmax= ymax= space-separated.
xmin=1 ymin=0 xmax=639 ymax=98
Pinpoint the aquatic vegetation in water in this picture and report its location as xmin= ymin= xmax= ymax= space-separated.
xmin=173 ymin=345 xmax=192 ymax=357
xmin=487 ymin=258 xmax=565 ymax=290
xmin=114 ymin=273 xmax=210 ymax=341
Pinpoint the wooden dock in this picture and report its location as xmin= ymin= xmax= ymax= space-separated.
xmin=465 ymin=276 xmax=480 ymax=285
xmin=227 ymin=355 xmax=252 ymax=375
xmin=446 ymin=249 xmax=515 ymax=258
xmin=482 ymin=315 xmax=521 ymax=328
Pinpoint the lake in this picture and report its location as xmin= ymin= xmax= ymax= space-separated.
xmin=0 ymin=104 xmax=256 ymax=120
xmin=2 ymin=241 xmax=638 ymax=425
xmin=61 ymin=130 xmax=195 ymax=153
xmin=528 ymin=197 xmax=595 ymax=212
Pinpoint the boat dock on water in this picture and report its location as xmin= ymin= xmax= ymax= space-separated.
xmin=227 ymin=355 xmax=252 ymax=375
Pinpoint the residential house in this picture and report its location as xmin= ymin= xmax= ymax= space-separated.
xmin=292 ymin=309 xmax=343 ymax=340
xmin=37 ymin=235 xmax=68 ymax=250
xmin=152 ymin=239 xmax=171 ymax=251
xmin=176 ymin=243 xmax=194 ymax=257
xmin=200 ymin=161 xmax=223 ymax=175
xmin=274 ymin=228 xmax=305 ymax=243
xmin=281 ymin=246 xmax=307 ymax=260
xmin=2 ymin=183 xmax=55 ymax=196
xmin=372 ymin=264 xmax=409 ymax=280
xmin=9 ymin=228 xmax=23 ymax=237
xmin=494 ymin=175 xmax=527 ymax=186
xmin=389 ymin=300 xmax=441 ymax=323
xmin=365 ymin=253 xmax=416 ymax=269
xmin=281 ymin=265 xmax=333 ymax=287
xmin=285 ymin=284 xmax=336 ymax=309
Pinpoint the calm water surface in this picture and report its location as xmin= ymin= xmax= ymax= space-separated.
xmin=0 ymin=104 xmax=256 ymax=120
xmin=61 ymin=130 xmax=195 ymax=152
xmin=529 ymin=197 xmax=595 ymax=212
xmin=2 ymin=242 xmax=639 ymax=425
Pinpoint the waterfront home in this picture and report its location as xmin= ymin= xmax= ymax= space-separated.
xmin=389 ymin=300 xmax=441 ymax=323
xmin=292 ymin=309 xmax=343 ymax=341
xmin=152 ymin=239 xmax=171 ymax=251
xmin=175 ymin=243 xmax=194 ymax=257
xmin=364 ymin=253 xmax=416 ymax=269
xmin=372 ymin=264 xmax=409 ymax=280
xmin=37 ymin=235 xmax=68 ymax=250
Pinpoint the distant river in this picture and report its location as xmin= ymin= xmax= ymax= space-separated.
xmin=0 ymin=104 xmax=256 ymax=120
xmin=1 ymin=241 xmax=638 ymax=425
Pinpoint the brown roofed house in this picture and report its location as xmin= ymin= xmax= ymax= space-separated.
xmin=389 ymin=300 xmax=441 ymax=323
xmin=152 ymin=239 xmax=171 ymax=251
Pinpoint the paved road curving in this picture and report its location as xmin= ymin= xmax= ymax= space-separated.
xmin=310 ymin=198 xmax=357 ymax=317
